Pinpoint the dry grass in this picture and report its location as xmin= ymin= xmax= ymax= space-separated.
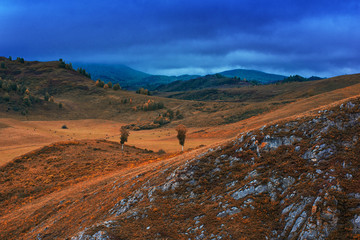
xmin=0 ymin=96 xmax=359 ymax=239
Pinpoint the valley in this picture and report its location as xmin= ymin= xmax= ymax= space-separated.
xmin=0 ymin=58 xmax=359 ymax=239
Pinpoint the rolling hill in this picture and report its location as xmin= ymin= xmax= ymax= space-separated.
xmin=154 ymin=73 xmax=255 ymax=92
xmin=156 ymin=73 xmax=360 ymax=102
xmin=1 ymin=94 xmax=359 ymax=239
xmin=219 ymin=68 xmax=286 ymax=83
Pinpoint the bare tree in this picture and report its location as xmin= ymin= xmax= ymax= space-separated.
xmin=175 ymin=124 xmax=187 ymax=151
xmin=120 ymin=127 xmax=130 ymax=151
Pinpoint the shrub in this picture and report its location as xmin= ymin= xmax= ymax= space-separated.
xmin=163 ymin=109 xmax=174 ymax=120
xmin=121 ymin=98 xmax=132 ymax=104
xmin=65 ymin=62 xmax=73 ymax=70
xmin=113 ymin=83 xmax=121 ymax=90
xmin=23 ymin=95 xmax=31 ymax=106
xmin=9 ymin=81 xmax=17 ymax=91
xmin=103 ymin=84 xmax=109 ymax=89
xmin=140 ymin=100 xmax=164 ymax=111
xmin=136 ymin=88 xmax=150 ymax=95
xmin=95 ymin=79 xmax=104 ymax=87
xmin=107 ymin=82 xmax=113 ymax=88
xmin=3 ymin=92 xmax=10 ymax=102
xmin=61 ymin=125 xmax=68 ymax=129
xmin=58 ymin=102 xmax=63 ymax=109
xmin=17 ymin=85 xmax=26 ymax=95
xmin=8 ymin=56 xmax=12 ymax=61
xmin=59 ymin=61 xmax=66 ymax=68
xmin=153 ymin=115 xmax=171 ymax=125
xmin=0 ymin=62 xmax=5 ymax=68
xmin=16 ymin=57 xmax=25 ymax=63
xmin=44 ymin=92 xmax=50 ymax=101
xmin=77 ymin=67 xmax=91 ymax=78
xmin=158 ymin=149 xmax=166 ymax=154
xmin=49 ymin=96 xmax=54 ymax=102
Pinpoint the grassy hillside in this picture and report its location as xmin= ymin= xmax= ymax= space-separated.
xmin=1 ymin=96 xmax=359 ymax=239
xmin=157 ymin=73 xmax=360 ymax=102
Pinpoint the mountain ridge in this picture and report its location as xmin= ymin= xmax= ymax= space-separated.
xmin=219 ymin=68 xmax=287 ymax=83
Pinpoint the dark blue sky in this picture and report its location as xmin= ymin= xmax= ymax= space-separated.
xmin=1 ymin=0 xmax=359 ymax=77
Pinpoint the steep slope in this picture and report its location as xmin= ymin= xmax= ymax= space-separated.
xmin=219 ymin=68 xmax=286 ymax=83
xmin=1 ymin=96 xmax=359 ymax=239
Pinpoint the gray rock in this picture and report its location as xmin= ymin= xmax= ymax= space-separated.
xmin=255 ymin=185 xmax=268 ymax=194
xmin=217 ymin=207 xmax=241 ymax=217
xmin=289 ymin=211 xmax=307 ymax=239
xmin=72 ymin=230 xmax=110 ymax=240
xmin=351 ymin=215 xmax=360 ymax=234
xmin=231 ymin=186 xmax=255 ymax=200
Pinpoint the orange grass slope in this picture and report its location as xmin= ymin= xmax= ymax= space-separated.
xmin=0 ymin=96 xmax=359 ymax=239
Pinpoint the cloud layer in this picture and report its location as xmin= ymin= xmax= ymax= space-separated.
xmin=1 ymin=0 xmax=359 ymax=77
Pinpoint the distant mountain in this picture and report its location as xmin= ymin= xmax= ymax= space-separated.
xmin=72 ymin=63 xmax=199 ymax=90
xmin=219 ymin=69 xmax=286 ymax=83
xmin=154 ymin=73 xmax=255 ymax=92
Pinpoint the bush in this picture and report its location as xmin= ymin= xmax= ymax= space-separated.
xmin=107 ymin=82 xmax=113 ymax=88
xmin=158 ymin=149 xmax=166 ymax=154
xmin=61 ymin=125 xmax=68 ymax=129
xmin=44 ymin=92 xmax=50 ymax=101
xmin=77 ymin=67 xmax=91 ymax=78
xmin=9 ymin=81 xmax=17 ymax=91
xmin=3 ymin=92 xmax=10 ymax=102
xmin=113 ymin=83 xmax=121 ymax=90
xmin=121 ymin=98 xmax=131 ymax=104
xmin=163 ymin=109 xmax=174 ymax=120
xmin=49 ymin=96 xmax=54 ymax=102
xmin=141 ymin=100 xmax=164 ymax=111
xmin=0 ymin=62 xmax=5 ymax=68
xmin=23 ymin=95 xmax=31 ymax=106
xmin=16 ymin=57 xmax=24 ymax=63
xmin=103 ymin=84 xmax=109 ymax=89
xmin=17 ymin=85 xmax=26 ymax=95
xmin=58 ymin=102 xmax=63 ymax=109
xmin=136 ymin=88 xmax=150 ymax=95
xmin=59 ymin=61 xmax=66 ymax=68
xmin=65 ymin=62 xmax=73 ymax=70
xmin=95 ymin=79 xmax=104 ymax=87
xmin=8 ymin=56 xmax=12 ymax=61
xmin=153 ymin=115 xmax=171 ymax=125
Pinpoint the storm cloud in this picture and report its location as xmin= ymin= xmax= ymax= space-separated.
xmin=1 ymin=0 xmax=359 ymax=77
